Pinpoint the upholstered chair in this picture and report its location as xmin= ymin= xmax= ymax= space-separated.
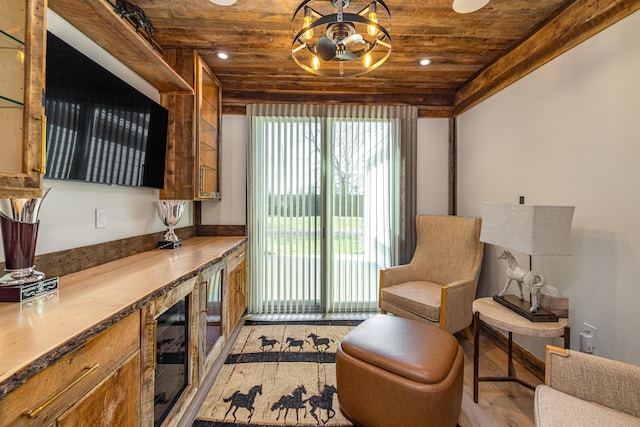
xmin=534 ymin=345 xmax=640 ymax=426
xmin=379 ymin=215 xmax=484 ymax=335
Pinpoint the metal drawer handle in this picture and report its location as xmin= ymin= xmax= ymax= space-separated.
xmin=24 ymin=363 xmax=100 ymax=419
xmin=236 ymin=251 xmax=245 ymax=258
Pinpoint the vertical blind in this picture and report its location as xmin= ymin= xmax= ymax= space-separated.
xmin=247 ymin=104 xmax=417 ymax=315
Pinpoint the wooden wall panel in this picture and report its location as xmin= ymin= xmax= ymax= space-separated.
xmin=0 ymin=226 xmax=196 ymax=279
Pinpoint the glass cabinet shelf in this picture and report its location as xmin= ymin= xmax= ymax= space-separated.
xmin=1 ymin=28 xmax=25 ymax=107
xmin=0 ymin=94 xmax=23 ymax=108
xmin=0 ymin=29 xmax=24 ymax=48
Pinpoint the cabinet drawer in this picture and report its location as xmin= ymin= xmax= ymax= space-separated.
xmin=57 ymin=351 xmax=140 ymax=427
xmin=226 ymin=243 xmax=247 ymax=272
xmin=0 ymin=312 xmax=140 ymax=426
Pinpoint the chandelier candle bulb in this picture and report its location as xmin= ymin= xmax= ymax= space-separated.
xmin=363 ymin=52 xmax=372 ymax=67
xmin=304 ymin=7 xmax=314 ymax=39
xmin=367 ymin=3 xmax=378 ymax=36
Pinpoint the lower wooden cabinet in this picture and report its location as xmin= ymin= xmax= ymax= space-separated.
xmin=198 ymin=262 xmax=225 ymax=380
xmin=141 ymin=276 xmax=199 ymax=427
xmin=224 ymin=245 xmax=247 ymax=337
xmin=226 ymin=258 xmax=247 ymax=337
xmin=0 ymin=312 xmax=140 ymax=427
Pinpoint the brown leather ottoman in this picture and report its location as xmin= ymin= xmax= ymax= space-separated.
xmin=336 ymin=314 xmax=463 ymax=427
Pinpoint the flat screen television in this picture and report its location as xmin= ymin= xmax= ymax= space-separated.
xmin=44 ymin=32 xmax=168 ymax=189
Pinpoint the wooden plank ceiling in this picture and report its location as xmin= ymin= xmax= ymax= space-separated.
xmin=131 ymin=0 xmax=639 ymax=117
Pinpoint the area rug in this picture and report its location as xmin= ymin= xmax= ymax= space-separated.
xmin=193 ymin=319 xmax=360 ymax=427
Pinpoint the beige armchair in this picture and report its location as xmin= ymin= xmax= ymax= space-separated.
xmin=535 ymin=345 xmax=640 ymax=426
xmin=379 ymin=215 xmax=484 ymax=335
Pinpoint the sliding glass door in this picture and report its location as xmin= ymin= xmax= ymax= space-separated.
xmin=248 ymin=105 xmax=414 ymax=315
xmin=251 ymin=115 xmax=323 ymax=313
xmin=324 ymin=118 xmax=394 ymax=312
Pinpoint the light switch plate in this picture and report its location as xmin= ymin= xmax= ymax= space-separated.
xmin=95 ymin=208 xmax=107 ymax=229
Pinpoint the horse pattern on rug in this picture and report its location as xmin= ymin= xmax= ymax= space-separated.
xmin=194 ymin=320 xmax=359 ymax=427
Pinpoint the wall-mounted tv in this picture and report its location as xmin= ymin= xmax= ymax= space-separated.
xmin=44 ymin=32 xmax=168 ymax=189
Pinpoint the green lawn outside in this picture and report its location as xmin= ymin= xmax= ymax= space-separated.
xmin=266 ymin=216 xmax=364 ymax=254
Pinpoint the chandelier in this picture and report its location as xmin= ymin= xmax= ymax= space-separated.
xmin=292 ymin=0 xmax=391 ymax=78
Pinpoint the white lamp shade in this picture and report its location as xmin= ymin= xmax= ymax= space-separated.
xmin=480 ymin=203 xmax=575 ymax=256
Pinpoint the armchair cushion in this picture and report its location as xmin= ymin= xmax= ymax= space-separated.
xmin=380 ymin=281 xmax=441 ymax=322
xmin=535 ymin=385 xmax=640 ymax=427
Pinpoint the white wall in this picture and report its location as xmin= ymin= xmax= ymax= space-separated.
xmin=417 ymin=118 xmax=449 ymax=215
xmin=0 ymin=10 xmax=192 ymax=261
xmin=201 ymin=114 xmax=247 ymax=225
xmin=457 ymin=10 xmax=640 ymax=365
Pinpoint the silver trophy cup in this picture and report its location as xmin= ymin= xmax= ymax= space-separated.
xmin=155 ymin=200 xmax=186 ymax=249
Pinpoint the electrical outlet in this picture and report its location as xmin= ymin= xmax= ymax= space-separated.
xmin=580 ymin=322 xmax=597 ymax=354
xmin=95 ymin=208 xmax=107 ymax=229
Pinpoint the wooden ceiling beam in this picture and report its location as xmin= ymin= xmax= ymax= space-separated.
xmin=221 ymin=104 xmax=454 ymax=119
xmin=455 ymin=0 xmax=640 ymax=114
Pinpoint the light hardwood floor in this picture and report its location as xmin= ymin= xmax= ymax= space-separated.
xmin=457 ymin=331 xmax=541 ymax=427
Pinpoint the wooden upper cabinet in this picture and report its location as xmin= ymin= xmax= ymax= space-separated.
xmin=0 ymin=0 xmax=46 ymax=199
xmin=160 ymin=50 xmax=222 ymax=201
xmin=195 ymin=54 xmax=222 ymax=200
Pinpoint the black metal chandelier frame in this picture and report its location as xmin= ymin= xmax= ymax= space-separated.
xmin=292 ymin=0 xmax=391 ymax=77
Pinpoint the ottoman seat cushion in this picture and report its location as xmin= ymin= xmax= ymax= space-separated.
xmin=340 ymin=314 xmax=460 ymax=384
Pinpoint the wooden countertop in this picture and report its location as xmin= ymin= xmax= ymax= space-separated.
xmin=0 ymin=236 xmax=246 ymax=399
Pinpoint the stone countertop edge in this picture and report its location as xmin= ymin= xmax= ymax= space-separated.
xmin=0 ymin=236 xmax=247 ymax=400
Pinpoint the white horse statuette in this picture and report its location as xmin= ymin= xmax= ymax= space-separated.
xmin=497 ymin=250 xmax=546 ymax=312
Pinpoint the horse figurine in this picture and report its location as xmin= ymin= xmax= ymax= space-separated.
xmin=223 ymin=384 xmax=263 ymax=423
xmin=497 ymin=250 xmax=546 ymax=312
xmin=305 ymin=384 xmax=338 ymax=424
xmin=114 ymin=0 xmax=155 ymax=40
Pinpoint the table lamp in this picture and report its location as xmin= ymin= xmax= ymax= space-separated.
xmin=480 ymin=202 xmax=575 ymax=321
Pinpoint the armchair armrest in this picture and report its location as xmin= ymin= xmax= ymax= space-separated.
xmin=545 ymin=345 xmax=640 ymax=418
xmin=440 ymin=278 xmax=477 ymax=334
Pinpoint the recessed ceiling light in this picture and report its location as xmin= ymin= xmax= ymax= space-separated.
xmin=419 ymin=58 xmax=432 ymax=66
xmin=217 ymin=52 xmax=229 ymax=60
xmin=452 ymin=0 xmax=490 ymax=14
xmin=209 ymin=0 xmax=237 ymax=5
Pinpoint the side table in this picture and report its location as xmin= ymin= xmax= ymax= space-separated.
xmin=472 ymin=297 xmax=570 ymax=403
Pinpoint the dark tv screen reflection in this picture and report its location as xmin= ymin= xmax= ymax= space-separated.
xmin=45 ymin=32 xmax=168 ymax=189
